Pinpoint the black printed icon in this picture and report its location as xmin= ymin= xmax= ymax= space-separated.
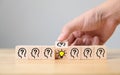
xmin=18 ymin=48 xmax=27 ymax=59
xmin=70 ymin=48 xmax=79 ymax=58
xmin=57 ymin=42 xmax=66 ymax=47
xmin=44 ymin=48 xmax=53 ymax=58
xmin=96 ymin=48 xmax=105 ymax=59
xmin=83 ymin=48 xmax=92 ymax=58
xmin=56 ymin=49 xmax=67 ymax=59
xmin=31 ymin=48 xmax=40 ymax=59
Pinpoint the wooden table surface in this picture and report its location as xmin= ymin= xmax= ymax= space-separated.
xmin=0 ymin=49 xmax=120 ymax=75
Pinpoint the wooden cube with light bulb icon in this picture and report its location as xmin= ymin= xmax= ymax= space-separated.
xmin=55 ymin=48 xmax=68 ymax=59
xmin=94 ymin=45 xmax=107 ymax=59
xmin=55 ymin=41 xmax=68 ymax=59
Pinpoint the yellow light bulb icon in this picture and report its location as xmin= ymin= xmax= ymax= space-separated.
xmin=59 ymin=51 xmax=65 ymax=58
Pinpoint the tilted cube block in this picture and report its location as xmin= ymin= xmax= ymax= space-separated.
xmin=55 ymin=47 xmax=68 ymax=59
xmin=55 ymin=41 xmax=68 ymax=59
xmin=55 ymin=41 xmax=68 ymax=48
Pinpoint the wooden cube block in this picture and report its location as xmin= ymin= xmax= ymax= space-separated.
xmin=94 ymin=45 xmax=107 ymax=59
xmin=55 ymin=41 xmax=68 ymax=48
xmin=15 ymin=45 xmax=28 ymax=60
xmin=27 ymin=46 xmax=41 ymax=60
xmin=41 ymin=46 xmax=55 ymax=59
xmin=55 ymin=48 xmax=68 ymax=59
xmin=67 ymin=46 xmax=81 ymax=59
xmin=81 ymin=46 xmax=94 ymax=59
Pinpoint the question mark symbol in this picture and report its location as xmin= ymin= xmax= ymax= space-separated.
xmin=70 ymin=48 xmax=79 ymax=58
xmin=44 ymin=48 xmax=53 ymax=58
xmin=18 ymin=48 xmax=27 ymax=59
xmin=31 ymin=48 xmax=40 ymax=59
xmin=96 ymin=48 xmax=105 ymax=59
xmin=73 ymin=50 xmax=76 ymax=55
xmin=47 ymin=49 xmax=50 ymax=55
xmin=83 ymin=48 xmax=92 ymax=58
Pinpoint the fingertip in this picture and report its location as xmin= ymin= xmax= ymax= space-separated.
xmin=57 ymin=34 xmax=64 ymax=41
xmin=57 ymin=27 xmax=72 ymax=41
xmin=57 ymin=32 xmax=69 ymax=41
xmin=57 ymin=19 xmax=79 ymax=41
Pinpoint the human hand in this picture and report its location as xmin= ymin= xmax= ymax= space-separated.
xmin=58 ymin=0 xmax=120 ymax=46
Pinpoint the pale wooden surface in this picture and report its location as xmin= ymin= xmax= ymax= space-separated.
xmin=0 ymin=49 xmax=120 ymax=75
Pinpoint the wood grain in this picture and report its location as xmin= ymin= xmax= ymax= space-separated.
xmin=0 ymin=49 xmax=120 ymax=75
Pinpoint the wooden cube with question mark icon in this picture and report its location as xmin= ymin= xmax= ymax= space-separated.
xmin=41 ymin=46 xmax=55 ymax=59
xmin=94 ymin=45 xmax=107 ymax=59
xmin=15 ymin=45 xmax=29 ymax=60
xmin=67 ymin=46 xmax=81 ymax=59
xmin=55 ymin=48 xmax=68 ymax=59
xmin=27 ymin=46 xmax=41 ymax=60
xmin=81 ymin=46 xmax=94 ymax=59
